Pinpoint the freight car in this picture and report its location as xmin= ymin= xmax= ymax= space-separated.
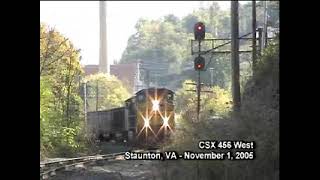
xmin=87 ymin=87 xmax=175 ymax=146
xmin=87 ymin=107 xmax=129 ymax=141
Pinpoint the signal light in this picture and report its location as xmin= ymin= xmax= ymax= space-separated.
xmin=194 ymin=22 xmax=205 ymax=41
xmin=194 ymin=56 xmax=205 ymax=71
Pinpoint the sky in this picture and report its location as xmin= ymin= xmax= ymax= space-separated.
xmin=40 ymin=1 xmax=241 ymax=65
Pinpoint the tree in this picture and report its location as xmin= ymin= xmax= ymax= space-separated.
xmin=40 ymin=23 xmax=84 ymax=157
xmin=266 ymin=1 xmax=279 ymax=28
xmin=166 ymin=42 xmax=279 ymax=180
xmin=40 ymin=23 xmax=80 ymax=77
xmin=84 ymin=73 xmax=131 ymax=111
xmin=164 ymin=14 xmax=179 ymax=24
xmin=175 ymin=80 xmax=232 ymax=121
xmin=208 ymin=2 xmax=220 ymax=36
xmin=182 ymin=14 xmax=199 ymax=33
xmin=119 ymin=3 xmax=278 ymax=92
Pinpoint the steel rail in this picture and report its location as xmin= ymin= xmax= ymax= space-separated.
xmin=40 ymin=152 xmax=127 ymax=179
xmin=40 ymin=150 xmax=149 ymax=179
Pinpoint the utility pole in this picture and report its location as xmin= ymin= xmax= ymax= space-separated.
xmin=262 ymin=1 xmax=268 ymax=48
xmin=134 ymin=60 xmax=140 ymax=92
xmin=258 ymin=27 xmax=263 ymax=56
xmin=84 ymin=82 xmax=87 ymax=133
xmin=96 ymin=81 xmax=99 ymax=111
xmin=231 ymin=1 xmax=241 ymax=111
xmin=252 ymin=0 xmax=257 ymax=76
xmin=146 ymin=70 xmax=150 ymax=88
xmin=189 ymin=8 xmax=277 ymax=113
xmin=210 ymin=68 xmax=214 ymax=87
xmin=155 ymin=73 xmax=158 ymax=87
xmin=209 ymin=4 xmax=216 ymax=37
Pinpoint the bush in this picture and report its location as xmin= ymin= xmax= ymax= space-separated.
xmin=165 ymin=42 xmax=279 ymax=180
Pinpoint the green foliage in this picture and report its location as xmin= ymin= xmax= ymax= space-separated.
xmin=255 ymin=40 xmax=279 ymax=80
xmin=120 ymin=2 xmax=279 ymax=90
xmin=167 ymin=79 xmax=232 ymax=154
xmin=175 ymin=79 xmax=232 ymax=118
xmin=204 ymin=86 xmax=232 ymax=116
xmin=166 ymin=40 xmax=279 ymax=180
xmin=84 ymin=73 xmax=131 ymax=111
xmin=182 ymin=14 xmax=199 ymax=33
xmin=40 ymin=23 xmax=86 ymax=158
xmin=175 ymin=80 xmax=197 ymax=113
xmin=122 ymin=3 xmax=279 ymax=179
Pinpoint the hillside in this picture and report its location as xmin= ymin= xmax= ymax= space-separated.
xmin=166 ymin=41 xmax=279 ymax=180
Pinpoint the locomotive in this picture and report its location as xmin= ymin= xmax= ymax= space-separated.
xmin=87 ymin=87 xmax=175 ymax=146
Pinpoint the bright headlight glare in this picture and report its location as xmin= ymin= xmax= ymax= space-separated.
xmin=163 ymin=117 xmax=169 ymax=127
xmin=144 ymin=119 xmax=150 ymax=128
xmin=152 ymin=100 xmax=160 ymax=111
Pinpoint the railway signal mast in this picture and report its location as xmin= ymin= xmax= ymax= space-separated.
xmin=193 ymin=22 xmax=206 ymax=121
xmin=190 ymin=4 xmax=275 ymax=116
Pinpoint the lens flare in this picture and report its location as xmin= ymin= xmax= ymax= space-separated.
xmin=137 ymin=110 xmax=157 ymax=140
xmin=162 ymin=116 xmax=169 ymax=127
xmin=144 ymin=118 xmax=150 ymax=128
xmin=157 ymin=109 xmax=174 ymax=136
xmin=148 ymin=89 xmax=164 ymax=113
xmin=152 ymin=100 xmax=160 ymax=111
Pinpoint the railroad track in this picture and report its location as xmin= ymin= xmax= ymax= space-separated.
xmin=40 ymin=151 xmax=128 ymax=180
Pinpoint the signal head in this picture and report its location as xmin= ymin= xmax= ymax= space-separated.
xmin=194 ymin=56 xmax=205 ymax=71
xmin=194 ymin=22 xmax=205 ymax=41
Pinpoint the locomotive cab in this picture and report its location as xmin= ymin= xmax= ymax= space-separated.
xmin=135 ymin=88 xmax=175 ymax=146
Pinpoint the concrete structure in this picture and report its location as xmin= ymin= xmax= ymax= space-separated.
xmin=83 ymin=61 xmax=141 ymax=94
xmin=99 ymin=1 xmax=108 ymax=74
xmin=83 ymin=65 xmax=99 ymax=76
xmin=83 ymin=59 xmax=172 ymax=94
xmin=110 ymin=62 xmax=137 ymax=93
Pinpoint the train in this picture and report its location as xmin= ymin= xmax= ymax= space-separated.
xmin=86 ymin=87 xmax=175 ymax=146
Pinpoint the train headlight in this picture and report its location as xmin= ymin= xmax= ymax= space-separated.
xmin=144 ymin=119 xmax=150 ymax=128
xmin=152 ymin=100 xmax=160 ymax=111
xmin=163 ymin=116 xmax=169 ymax=127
